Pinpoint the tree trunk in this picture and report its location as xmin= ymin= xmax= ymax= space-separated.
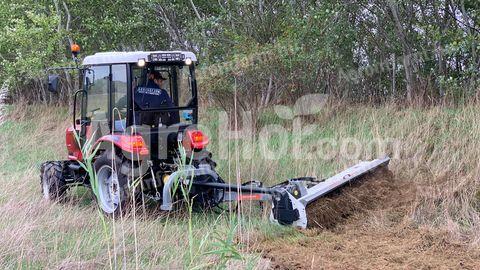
xmin=392 ymin=53 xmax=396 ymax=99
xmin=388 ymin=1 xmax=415 ymax=104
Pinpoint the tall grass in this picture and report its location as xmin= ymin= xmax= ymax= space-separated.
xmin=0 ymin=104 xmax=272 ymax=269
xmin=1 ymin=102 xmax=479 ymax=268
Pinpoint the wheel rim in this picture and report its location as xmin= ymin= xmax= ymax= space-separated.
xmin=97 ymin=165 xmax=120 ymax=214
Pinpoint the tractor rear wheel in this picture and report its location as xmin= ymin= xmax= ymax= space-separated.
xmin=40 ymin=161 xmax=68 ymax=201
xmin=93 ymin=151 xmax=131 ymax=217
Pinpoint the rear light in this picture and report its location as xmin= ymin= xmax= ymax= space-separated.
xmin=130 ymin=136 xmax=145 ymax=150
xmin=183 ymin=130 xmax=209 ymax=150
xmin=191 ymin=131 xmax=204 ymax=144
xmin=118 ymin=135 xmax=149 ymax=156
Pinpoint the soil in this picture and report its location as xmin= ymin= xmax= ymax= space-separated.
xmin=256 ymin=169 xmax=480 ymax=269
xmin=305 ymin=168 xmax=396 ymax=229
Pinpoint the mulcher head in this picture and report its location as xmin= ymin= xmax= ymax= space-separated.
xmin=270 ymin=157 xmax=391 ymax=228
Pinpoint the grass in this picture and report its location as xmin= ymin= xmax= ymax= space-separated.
xmin=205 ymin=103 xmax=480 ymax=242
xmin=0 ymin=105 xmax=286 ymax=269
xmin=0 ymin=103 xmax=479 ymax=268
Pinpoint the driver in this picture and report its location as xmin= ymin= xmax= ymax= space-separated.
xmin=136 ymin=71 xmax=174 ymax=108
xmin=134 ymin=70 xmax=179 ymax=125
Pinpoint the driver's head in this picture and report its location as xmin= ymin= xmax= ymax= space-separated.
xmin=150 ymin=71 xmax=166 ymax=88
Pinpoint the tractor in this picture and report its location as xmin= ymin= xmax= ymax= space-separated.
xmin=41 ymin=45 xmax=390 ymax=228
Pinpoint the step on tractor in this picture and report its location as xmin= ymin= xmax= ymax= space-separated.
xmin=41 ymin=45 xmax=390 ymax=228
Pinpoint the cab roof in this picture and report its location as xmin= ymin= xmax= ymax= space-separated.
xmin=82 ymin=51 xmax=197 ymax=66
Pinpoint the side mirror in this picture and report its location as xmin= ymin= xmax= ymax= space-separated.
xmin=48 ymin=75 xmax=60 ymax=93
xmin=85 ymin=69 xmax=95 ymax=86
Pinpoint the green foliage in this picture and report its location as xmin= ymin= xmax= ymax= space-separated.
xmin=203 ymin=223 xmax=243 ymax=269
xmin=195 ymin=1 xmax=478 ymax=106
xmin=0 ymin=0 xmax=478 ymax=104
xmin=0 ymin=1 xmax=64 ymax=94
xmin=74 ymin=129 xmax=100 ymax=200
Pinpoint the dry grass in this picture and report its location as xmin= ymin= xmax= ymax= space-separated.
xmin=305 ymin=168 xmax=396 ymax=229
xmin=1 ymin=103 xmax=480 ymax=269
xmin=0 ymin=104 xmax=273 ymax=269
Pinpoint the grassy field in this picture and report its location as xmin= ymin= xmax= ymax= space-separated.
xmin=0 ymin=105 xmax=294 ymax=269
xmin=1 ymin=103 xmax=479 ymax=269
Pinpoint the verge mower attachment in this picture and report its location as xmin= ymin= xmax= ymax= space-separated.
xmin=269 ymin=157 xmax=391 ymax=228
xmin=186 ymin=157 xmax=390 ymax=229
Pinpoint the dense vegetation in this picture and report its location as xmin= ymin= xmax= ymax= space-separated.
xmin=0 ymin=0 xmax=478 ymax=105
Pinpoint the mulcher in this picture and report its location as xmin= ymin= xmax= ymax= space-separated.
xmin=41 ymin=45 xmax=390 ymax=228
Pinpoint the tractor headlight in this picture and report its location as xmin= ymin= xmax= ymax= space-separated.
xmin=185 ymin=57 xmax=193 ymax=65
xmin=137 ymin=58 xmax=146 ymax=67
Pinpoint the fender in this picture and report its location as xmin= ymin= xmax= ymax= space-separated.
xmin=66 ymin=126 xmax=83 ymax=161
xmin=95 ymin=134 xmax=149 ymax=158
xmin=66 ymin=124 xmax=93 ymax=161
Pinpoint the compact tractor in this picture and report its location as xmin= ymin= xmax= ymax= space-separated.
xmin=41 ymin=45 xmax=390 ymax=228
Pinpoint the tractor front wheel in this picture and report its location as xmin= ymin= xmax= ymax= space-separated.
xmin=40 ymin=161 xmax=68 ymax=201
xmin=93 ymin=151 xmax=131 ymax=216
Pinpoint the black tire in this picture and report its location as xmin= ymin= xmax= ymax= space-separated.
xmin=190 ymin=155 xmax=224 ymax=211
xmin=191 ymin=151 xmax=217 ymax=170
xmin=93 ymin=151 xmax=131 ymax=217
xmin=40 ymin=161 xmax=68 ymax=201
xmin=199 ymin=156 xmax=217 ymax=170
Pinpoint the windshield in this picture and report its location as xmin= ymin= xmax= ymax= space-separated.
xmin=132 ymin=64 xmax=193 ymax=109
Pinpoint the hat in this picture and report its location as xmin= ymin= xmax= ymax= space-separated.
xmin=151 ymin=70 xmax=166 ymax=80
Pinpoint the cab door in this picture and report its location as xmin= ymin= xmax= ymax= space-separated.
xmin=85 ymin=65 xmax=110 ymax=142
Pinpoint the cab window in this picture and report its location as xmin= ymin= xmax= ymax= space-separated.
xmin=112 ymin=64 xmax=128 ymax=120
xmin=86 ymin=65 xmax=109 ymax=122
xmin=177 ymin=66 xmax=193 ymax=107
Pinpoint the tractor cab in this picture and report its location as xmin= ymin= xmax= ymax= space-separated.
xmin=69 ymin=51 xmax=204 ymax=163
